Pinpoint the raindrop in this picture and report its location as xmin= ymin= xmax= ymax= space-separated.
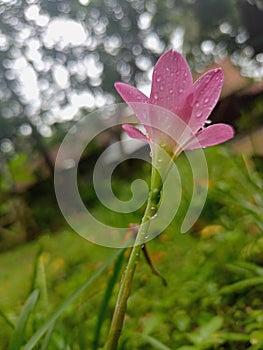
xmin=137 ymin=95 xmax=141 ymax=100
xmin=150 ymin=205 xmax=156 ymax=210
xmin=160 ymin=85 xmax=164 ymax=91
xmin=204 ymin=97 xmax=209 ymax=104
xmin=195 ymin=102 xmax=200 ymax=108
xmin=205 ymin=119 xmax=212 ymax=124
xmin=165 ymin=67 xmax=169 ymax=72
xmin=178 ymin=88 xmax=183 ymax=94
xmin=151 ymin=213 xmax=158 ymax=219
xmin=196 ymin=110 xmax=203 ymax=118
xmin=156 ymin=76 xmax=161 ymax=82
xmin=169 ymin=88 xmax=173 ymax=94
xmin=153 ymin=92 xmax=159 ymax=100
xmin=145 ymin=234 xmax=149 ymax=239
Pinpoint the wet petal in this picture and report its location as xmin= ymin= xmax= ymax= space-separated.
xmin=115 ymin=82 xmax=149 ymax=103
xmin=115 ymin=82 xmax=152 ymax=134
xmin=189 ymin=68 xmax=223 ymax=133
xmin=122 ymin=124 xmax=149 ymax=143
xmin=150 ymin=49 xmax=193 ymax=120
xmin=185 ymin=123 xmax=234 ymax=150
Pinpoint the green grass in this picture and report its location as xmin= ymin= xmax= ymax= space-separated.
xmin=0 ymin=146 xmax=263 ymax=349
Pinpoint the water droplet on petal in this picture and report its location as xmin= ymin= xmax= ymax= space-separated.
xmin=153 ymin=93 xmax=159 ymax=100
xmin=156 ymin=76 xmax=161 ymax=82
xmin=196 ymin=110 xmax=203 ymax=118
xmin=169 ymin=88 xmax=173 ymax=94
xmin=204 ymin=97 xmax=209 ymax=104
xmin=195 ymin=102 xmax=200 ymax=108
xmin=165 ymin=67 xmax=170 ymax=72
xmin=178 ymin=88 xmax=183 ymax=94
xmin=160 ymin=85 xmax=164 ymax=91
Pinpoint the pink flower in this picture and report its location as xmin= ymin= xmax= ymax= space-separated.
xmin=115 ymin=49 xmax=234 ymax=154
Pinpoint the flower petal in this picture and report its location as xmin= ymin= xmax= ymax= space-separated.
xmin=115 ymin=82 xmax=149 ymax=103
xmin=150 ymin=49 xmax=193 ymax=120
xmin=185 ymin=123 xmax=234 ymax=150
xmin=189 ymin=68 xmax=224 ymax=133
xmin=115 ymin=82 xmax=152 ymax=134
xmin=122 ymin=124 xmax=149 ymax=143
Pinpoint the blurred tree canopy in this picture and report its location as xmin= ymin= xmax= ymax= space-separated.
xmin=0 ymin=0 xmax=262 ymax=156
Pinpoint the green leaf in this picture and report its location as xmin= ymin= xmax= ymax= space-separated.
xmin=220 ymin=332 xmax=250 ymax=342
xmin=0 ymin=309 xmax=15 ymax=329
xmin=220 ymin=277 xmax=263 ymax=294
xmin=40 ymin=323 xmax=55 ymax=350
xmin=8 ymin=289 xmax=39 ymax=350
xmin=23 ymin=248 xmax=124 ymax=350
xmin=140 ymin=334 xmax=173 ymax=350
xmin=199 ymin=316 xmax=223 ymax=339
xmin=187 ymin=316 xmax=223 ymax=346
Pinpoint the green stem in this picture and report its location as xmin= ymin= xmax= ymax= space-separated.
xmin=105 ymin=165 xmax=162 ymax=350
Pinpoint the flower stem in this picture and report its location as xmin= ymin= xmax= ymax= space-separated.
xmin=105 ymin=166 xmax=161 ymax=350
